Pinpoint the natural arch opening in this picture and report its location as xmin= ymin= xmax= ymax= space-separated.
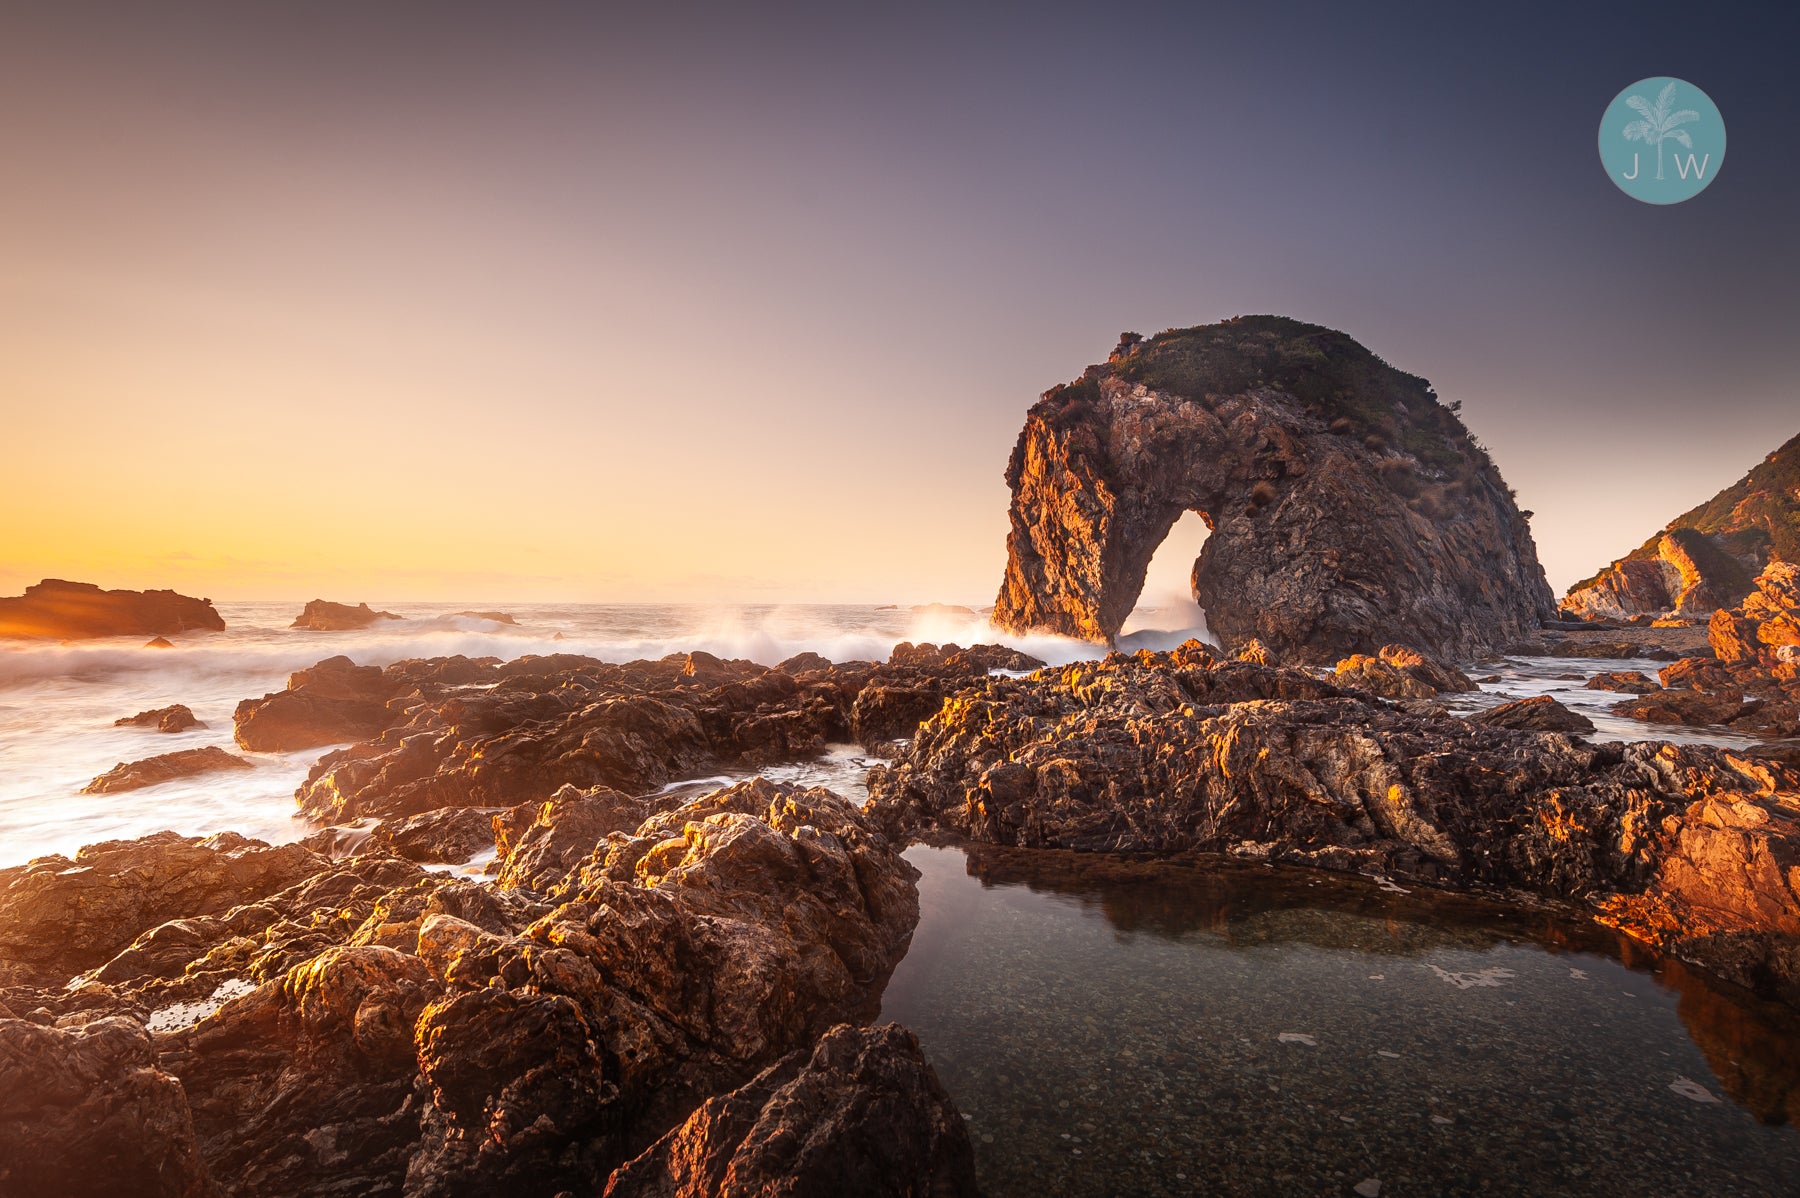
xmin=1118 ymin=509 xmax=1214 ymax=651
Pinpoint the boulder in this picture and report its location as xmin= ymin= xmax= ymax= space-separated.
xmin=1613 ymin=689 xmax=1749 ymax=728
xmin=0 ymin=579 xmax=224 ymax=640
xmin=1586 ymin=671 xmax=1660 ymax=694
xmin=365 ymin=808 xmax=499 ymax=865
xmin=1468 ymin=694 xmax=1595 ymax=733
xmin=82 ymin=747 xmax=254 ymax=794
xmin=290 ymin=600 xmax=404 ymax=631
xmin=233 ymin=656 xmax=401 ymax=751
xmin=990 ymin=317 xmax=1556 ymax=663
xmin=1332 ymin=644 xmax=1476 ymax=699
xmin=115 ymin=704 xmax=204 ymax=733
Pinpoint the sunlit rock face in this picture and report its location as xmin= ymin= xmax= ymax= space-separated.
xmin=1564 ymin=431 xmax=1800 ymax=621
xmin=0 ymin=579 xmax=225 ymax=639
xmin=992 ymin=317 xmax=1555 ymax=664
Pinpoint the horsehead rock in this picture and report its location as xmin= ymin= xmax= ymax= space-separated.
xmin=993 ymin=317 xmax=1556 ymax=663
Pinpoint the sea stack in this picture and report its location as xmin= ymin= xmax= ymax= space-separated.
xmin=992 ymin=317 xmax=1556 ymax=663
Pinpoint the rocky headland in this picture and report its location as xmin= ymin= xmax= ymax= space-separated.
xmin=1563 ymin=431 xmax=1799 ymax=622
xmin=0 ymin=579 xmax=225 ymax=640
xmin=992 ymin=318 xmax=1556 ymax=663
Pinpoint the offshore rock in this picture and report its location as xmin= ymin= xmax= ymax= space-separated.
xmin=82 ymin=746 xmax=254 ymax=794
xmin=1565 ymin=431 xmax=1800 ymax=620
xmin=116 ymin=704 xmax=205 ymax=733
xmin=289 ymin=599 xmax=404 ymax=631
xmin=865 ymin=641 xmax=1800 ymax=1001
xmin=992 ymin=317 xmax=1555 ymax=663
xmin=0 ymin=579 xmax=225 ymax=640
xmin=604 ymin=1023 xmax=977 ymax=1198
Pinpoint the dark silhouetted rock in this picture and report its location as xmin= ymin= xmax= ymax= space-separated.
xmin=290 ymin=600 xmax=404 ymax=631
xmin=144 ymin=636 xmax=176 ymax=649
xmin=1468 ymin=695 xmax=1595 ymax=733
xmin=115 ymin=704 xmax=204 ymax=734
xmin=82 ymin=747 xmax=253 ymax=794
xmin=604 ymin=1023 xmax=977 ymax=1198
xmin=0 ymin=579 xmax=224 ymax=640
xmin=991 ymin=318 xmax=1555 ymax=663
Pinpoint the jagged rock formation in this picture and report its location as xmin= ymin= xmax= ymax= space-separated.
xmin=1710 ymin=559 xmax=1800 ymax=668
xmin=0 ymin=781 xmax=963 ymax=1196
xmin=1564 ymin=431 xmax=1800 ymax=620
xmin=865 ymin=641 xmax=1800 ymax=1002
xmin=249 ymin=644 xmax=1039 ymax=823
xmin=992 ymin=317 xmax=1555 ymax=664
xmin=290 ymin=599 xmax=405 ymax=630
xmin=0 ymin=579 xmax=225 ymax=639
xmin=1331 ymin=644 xmax=1475 ymax=700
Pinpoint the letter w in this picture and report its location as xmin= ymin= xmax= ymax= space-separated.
xmin=1674 ymin=153 xmax=1711 ymax=180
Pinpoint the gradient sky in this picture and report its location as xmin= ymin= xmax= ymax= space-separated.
xmin=3 ymin=1 xmax=1796 ymax=603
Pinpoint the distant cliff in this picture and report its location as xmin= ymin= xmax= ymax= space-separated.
xmin=992 ymin=316 xmax=1556 ymax=663
xmin=0 ymin=579 xmax=225 ymax=639
xmin=1564 ymin=432 xmax=1800 ymax=621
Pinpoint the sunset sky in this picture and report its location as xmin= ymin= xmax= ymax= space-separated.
xmin=3 ymin=2 xmax=1797 ymax=604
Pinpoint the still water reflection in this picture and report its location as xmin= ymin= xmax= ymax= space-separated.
xmin=880 ymin=845 xmax=1800 ymax=1197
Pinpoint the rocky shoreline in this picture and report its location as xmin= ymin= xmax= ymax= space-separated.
xmin=3 ymin=618 xmax=1798 ymax=1193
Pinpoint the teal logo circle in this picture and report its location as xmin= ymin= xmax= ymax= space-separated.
xmin=1599 ymin=77 xmax=1725 ymax=204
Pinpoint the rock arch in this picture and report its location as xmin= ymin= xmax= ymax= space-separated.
xmin=992 ymin=317 xmax=1556 ymax=664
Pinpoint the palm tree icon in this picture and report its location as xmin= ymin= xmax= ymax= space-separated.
xmin=1622 ymin=81 xmax=1699 ymax=181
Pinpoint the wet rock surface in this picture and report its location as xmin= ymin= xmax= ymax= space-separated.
xmin=991 ymin=318 xmax=1555 ymax=663
xmin=0 ymin=780 xmax=951 ymax=1196
xmin=0 ymin=578 xmax=225 ymax=640
xmin=116 ymin=704 xmax=205 ymax=733
xmin=865 ymin=641 xmax=1800 ymax=1002
xmin=82 ymin=746 xmax=255 ymax=794
xmin=286 ymin=644 xmax=1034 ymax=824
